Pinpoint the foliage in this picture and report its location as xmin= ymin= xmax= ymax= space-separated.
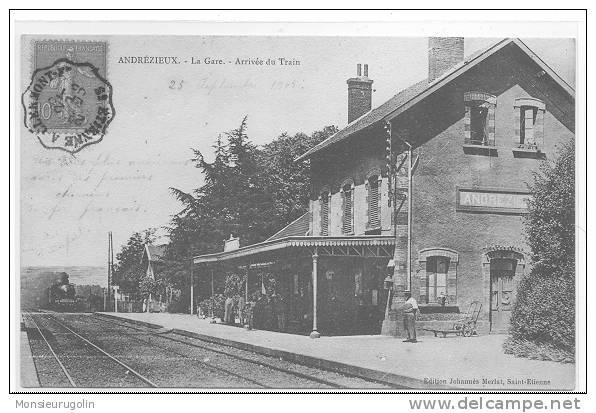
xmin=508 ymin=139 xmax=575 ymax=357
xmin=259 ymin=126 xmax=339 ymax=225
xmin=198 ymin=294 xmax=226 ymax=319
xmin=224 ymin=272 xmax=244 ymax=298
xmin=112 ymin=228 xmax=156 ymax=293
xmin=155 ymin=117 xmax=336 ymax=308
xmin=509 ymin=272 xmax=575 ymax=351
xmin=503 ymin=337 xmax=574 ymax=363
xmin=523 ymin=139 xmax=575 ymax=274
xmin=167 ymin=299 xmax=189 ymax=314
xmin=139 ymin=276 xmax=162 ymax=298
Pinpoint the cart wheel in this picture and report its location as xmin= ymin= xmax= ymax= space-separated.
xmin=462 ymin=325 xmax=473 ymax=337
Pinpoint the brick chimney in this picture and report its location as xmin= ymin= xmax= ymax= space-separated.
xmin=428 ymin=37 xmax=464 ymax=82
xmin=347 ymin=63 xmax=373 ymax=123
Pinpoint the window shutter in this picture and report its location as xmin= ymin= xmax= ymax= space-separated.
xmin=418 ymin=263 xmax=429 ymax=304
xmin=447 ymin=261 xmax=457 ymax=304
xmin=513 ymin=107 xmax=521 ymax=146
xmin=523 ymin=108 xmax=535 ymax=145
xmin=486 ymin=105 xmax=496 ymax=146
xmin=342 ymin=187 xmax=353 ymax=234
xmin=464 ymin=106 xmax=471 ymax=142
xmin=369 ymin=178 xmax=380 ymax=228
xmin=426 ymin=258 xmax=437 ymax=303
xmin=320 ymin=193 xmax=329 ymax=236
xmin=534 ymin=108 xmax=544 ymax=148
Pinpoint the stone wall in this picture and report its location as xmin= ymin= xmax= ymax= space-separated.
xmin=308 ymin=45 xmax=574 ymax=334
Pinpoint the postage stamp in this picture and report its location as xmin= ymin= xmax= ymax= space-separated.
xmin=22 ymin=40 xmax=115 ymax=154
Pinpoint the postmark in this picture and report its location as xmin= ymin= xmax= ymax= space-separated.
xmin=22 ymin=40 xmax=114 ymax=153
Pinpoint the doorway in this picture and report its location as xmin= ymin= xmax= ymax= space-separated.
xmin=489 ymin=258 xmax=516 ymax=332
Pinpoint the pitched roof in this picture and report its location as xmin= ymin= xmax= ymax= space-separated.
xmin=266 ymin=212 xmax=310 ymax=241
xmin=145 ymin=244 xmax=166 ymax=262
xmin=296 ymin=38 xmax=574 ymax=161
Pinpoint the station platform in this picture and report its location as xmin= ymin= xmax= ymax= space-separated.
xmin=20 ymin=322 xmax=40 ymax=388
xmin=97 ymin=312 xmax=575 ymax=390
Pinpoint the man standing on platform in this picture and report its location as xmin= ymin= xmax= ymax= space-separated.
xmin=224 ymin=295 xmax=235 ymax=324
xmin=403 ymin=290 xmax=419 ymax=343
xmin=237 ymin=294 xmax=246 ymax=326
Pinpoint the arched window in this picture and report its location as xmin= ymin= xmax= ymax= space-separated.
xmin=319 ymin=190 xmax=330 ymax=236
xmin=426 ymin=256 xmax=449 ymax=303
xmin=464 ymin=91 xmax=496 ymax=146
xmin=340 ymin=179 xmax=355 ymax=235
xmin=418 ymin=248 xmax=459 ymax=304
xmin=514 ymin=97 xmax=545 ymax=150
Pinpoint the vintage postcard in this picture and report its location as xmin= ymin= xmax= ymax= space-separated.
xmin=12 ymin=18 xmax=584 ymax=393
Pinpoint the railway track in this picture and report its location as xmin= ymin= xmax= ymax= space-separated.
xmin=88 ymin=314 xmax=399 ymax=389
xmin=23 ymin=311 xmax=400 ymax=389
xmin=23 ymin=311 xmax=157 ymax=388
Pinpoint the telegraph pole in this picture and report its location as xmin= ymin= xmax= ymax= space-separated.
xmin=406 ymin=142 xmax=413 ymax=291
xmin=381 ymin=119 xmax=418 ymax=336
xmin=106 ymin=232 xmax=111 ymax=311
xmin=190 ymin=258 xmax=194 ymax=315
xmin=210 ymin=268 xmax=215 ymax=318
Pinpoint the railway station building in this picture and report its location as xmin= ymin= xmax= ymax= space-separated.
xmin=192 ymin=37 xmax=575 ymax=337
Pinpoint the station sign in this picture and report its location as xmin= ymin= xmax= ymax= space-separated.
xmin=456 ymin=187 xmax=530 ymax=215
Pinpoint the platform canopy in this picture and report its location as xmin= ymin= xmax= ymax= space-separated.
xmin=193 ymin=235 xmax=396 ymax=265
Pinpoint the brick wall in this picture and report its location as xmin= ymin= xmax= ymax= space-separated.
xmin=310 ymin=131 xmax=392 ymax=237
xmin=402 ymin=51 xmax=574 ymax=325
xmin=428 ymin=37 xmax=464 ymax=82
xmin=309 ymin=47 xmax=574 ymax=332
xmin=347 ymin=78 xmax=373 ymax=123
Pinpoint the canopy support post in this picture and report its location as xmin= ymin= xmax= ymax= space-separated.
xmin=190 ymin=259 xmax=194 ymax=315
xmin=310 ymin=247 xmax=320 ymax=339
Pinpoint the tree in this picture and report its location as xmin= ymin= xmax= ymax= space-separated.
xmin=260 ymin=126 xmax=338 ymax=226
xmin=506 ymin=139 xmax=575 ymax=360
xmin=167 ymin=118 xmax=336 ymax=257
xmin=162 ymin=118 xmax=337 ymax=310
xmin=112 ymin=228 xmax=156 ymax=294
xmin=522 ymin=139 xmax=575 ymax=274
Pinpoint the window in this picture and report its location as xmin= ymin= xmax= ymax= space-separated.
xmin=464 ymin=91 xmax=496 ymax=147
xmin=469 ymin=105 xmax=488 ymax=144
xmin=341 ymin=181 xmax=354 ymax=234
xmin=320 ymin=191 xmax=330 ymax=236
xmin=514 ymin=98 xmax=545 ymax=151
xmin=418 ymin=248 xmax=459 ymax=305
xmin=426 ymin=256 xmax=449 ymax=303
xmin=520 ymin=107 xmax=537 ymax=145
xmin=367 ymin=176 xmax=381 ymax=230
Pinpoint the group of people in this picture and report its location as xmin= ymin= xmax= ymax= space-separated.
xmin=220 ymin=292 xmax=289 ymax=332
xmin=222 ymin=295 xmax=246 ymax=325
xmin=197 ymin=286 xmax=419 ymax=339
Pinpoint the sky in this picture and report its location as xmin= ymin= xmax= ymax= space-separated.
xmin=19 ymin=36 xmax=576 ymax=267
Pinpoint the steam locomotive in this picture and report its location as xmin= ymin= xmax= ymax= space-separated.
xmin=48 ymin=272 xmax=77 ymax=311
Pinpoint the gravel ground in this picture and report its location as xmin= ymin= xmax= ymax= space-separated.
xmin=24 ymin=317 xmax=73 ymax=388
xmin=26 ymin=313 xmax=398 ymax=389
xmin=50 ymin=313 xmax=260 ymax=388
xmin=25 ymin=314 xmax=152 ymax=388
xmin=57 ymin=314 xmax=339 ymax=388
xmin=94 ymin=315 xmax=395 ymax=389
